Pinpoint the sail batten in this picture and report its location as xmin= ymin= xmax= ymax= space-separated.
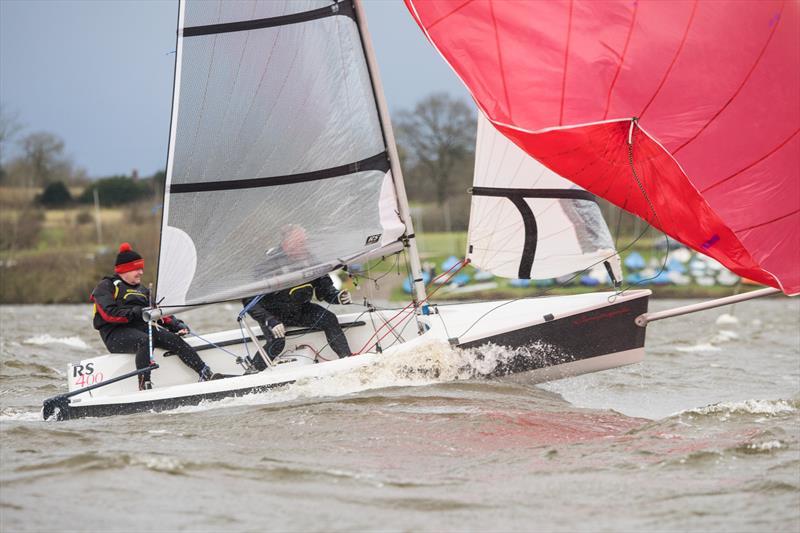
xmin=472 ymin=187 xmax=597 ymax=202
xmin=182 ymin=1 xmax=354 ymax=37
xmin=170 ymin=151 xmax=390 ymax=193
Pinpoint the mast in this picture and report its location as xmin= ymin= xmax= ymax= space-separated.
xmin=154 ymin=0 xmax=185 ymax=305
xmin=352 ymin=0 xmax=428 ymax=310
xmin=145 ymin=0 xmax=185 ymax=323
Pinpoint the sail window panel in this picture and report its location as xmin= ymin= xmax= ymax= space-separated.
xmin=173 ymin=13 xmax=383 ymax=185
xmin=161 ymin=170 xmax=398 ymax=306
xmin=468 ymin=113 xmax=618 ymax=280
xmin=467 ymin=195 xmax=530 ymax=280
xmin=468 ymin=195 xmax=615 ymax=280
xmin=183 ymin=0 xmax=337 ymax=28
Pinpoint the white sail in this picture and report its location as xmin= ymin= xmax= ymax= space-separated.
xmin=467 ymin=112 xmax=621 ymax=281
xmin=156 ymin=0 xmax=406 ymax=308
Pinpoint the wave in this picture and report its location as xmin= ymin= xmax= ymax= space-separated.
xmin=678 ymin=398 xmax=798 ymax=419
xmin=1 ymin=360 xmax=64 ymax=376
xmin=715 ymin=313 xmax=740 ymax=325
xmin=4 ymin=449 xmax=460 ymax=488
xmin=22 ymin=335 xmax=88 ymax=349
xmin=674 ymin=327 xmax=740 ymax=353
xmin=675 ymin=343 xmax=721 ymax=353
xmin=0 ymin=407 xmax=42 ymax=422
xmin=732 ymin=440 xmax=785 ymax=454
xmin=711 ymin=329 xmax=739 ymax=343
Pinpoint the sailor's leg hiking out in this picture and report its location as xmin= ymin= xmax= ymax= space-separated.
xmin=102 ymin=326 xmax=218 ymax=389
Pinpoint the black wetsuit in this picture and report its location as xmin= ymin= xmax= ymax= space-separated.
xmin=243 ymin=276 xmax=351 ymax=369
xmin=90 ymin=275 xmax=206 ymax=382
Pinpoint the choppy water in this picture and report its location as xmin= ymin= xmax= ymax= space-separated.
xmin=1 ymin=298 xmax=799 ymax=532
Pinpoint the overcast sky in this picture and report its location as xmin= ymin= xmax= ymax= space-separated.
xmin=0 ymin=0 xmax=469 ymax=178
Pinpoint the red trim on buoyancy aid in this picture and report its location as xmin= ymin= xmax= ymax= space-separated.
xmin=90 ymin=294 xmax=129 ymax=324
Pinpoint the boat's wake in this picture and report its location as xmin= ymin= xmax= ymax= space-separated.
xmin=170 ymin=340 xmax=558 ymax=415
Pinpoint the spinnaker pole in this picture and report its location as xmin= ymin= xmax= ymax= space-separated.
xmin=635 ymin=287 xmax=780 ymax=326
xmin=353 ymin=0 xmax=428 ymax=311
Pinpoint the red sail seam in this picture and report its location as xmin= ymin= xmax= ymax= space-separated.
xmin=489 ymin=0 xmax=512 ymax=120
xmin=672 ymin=1 xmax=785 ymax=156
xmin=603 ymin=3 xmax=638 ymax=120
xmin=734 ymin=208 xmax=799 ymax=233
xmin=639 ymin=0 xmax=698 ymax=120
xmin=559 ymin=0 xmax=574 ymax=126
xmin=701 ymin=127 xmax=800 ymax=193
xmin=426 ymin=0 xmax=473 ymax=30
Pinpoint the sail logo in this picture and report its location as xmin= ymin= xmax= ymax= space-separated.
xmin=702 ymin=234 xmax=720 ymax=250
xmin=365 ymin=234 xmax=381 ymax=245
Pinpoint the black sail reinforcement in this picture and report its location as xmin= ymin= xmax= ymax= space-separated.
xmin=470 ymin=187 xmax=599 ymax=279
xmin=182 ymin=1 xmax=355 ymax=37
xmin=170 ymin=152 xmax=390 ymax=194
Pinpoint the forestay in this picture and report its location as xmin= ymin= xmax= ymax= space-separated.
xmin=157 ymin=0 xmax=405 ymax=308
xmin=468 ymin=113 xmax=621 ymax=281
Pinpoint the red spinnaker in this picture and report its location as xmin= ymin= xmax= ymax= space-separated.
xmin=405 ymin=0 xmax=799 ymax=295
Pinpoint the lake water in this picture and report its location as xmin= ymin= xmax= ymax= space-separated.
xmin=1 ymin=298 xmax=798 ymax=531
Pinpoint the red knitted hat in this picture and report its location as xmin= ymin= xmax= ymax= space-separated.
xmin=115 ymin=242 xmax=144 ymax=273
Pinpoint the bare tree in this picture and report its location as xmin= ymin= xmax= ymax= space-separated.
xmin=19 ymin=131 xmax=65 ymax=187
xmin=395 ymin=93 xmax=476 ymax=206
xmin=0 ymin=105 xmax=22 ymax=178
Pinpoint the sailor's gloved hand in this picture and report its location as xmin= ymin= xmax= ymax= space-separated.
xmin=175 ymin=322 xmax=190 ymax=336
xmin=271 ymin=323 xmax=286 ymax=338
xmin=337 ymin=290 xmax=352 ymax=305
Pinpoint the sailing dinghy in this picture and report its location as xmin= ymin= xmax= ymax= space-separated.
xmin=43 ymin=0 xmax=652 ymax=420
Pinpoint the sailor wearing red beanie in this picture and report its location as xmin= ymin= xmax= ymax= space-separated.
xmin=89 ymin=243 xmax=220 ymax=389
xmin=114 ymin=242 xmax=144 ymax=274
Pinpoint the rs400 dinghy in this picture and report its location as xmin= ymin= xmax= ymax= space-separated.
xmin=59 ymin=0 xmax=795 ymax=418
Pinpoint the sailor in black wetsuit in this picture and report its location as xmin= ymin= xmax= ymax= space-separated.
xmin=243 ymin=225 xmax=353 ymax=370
xmin=90 ymin=242 xmax=220 ymax=390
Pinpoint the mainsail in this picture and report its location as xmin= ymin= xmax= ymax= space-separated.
xmin=406 ymin=0 xmax=799 ymax=295
xmin=157 ymin=0 xmax=406 ymax=308
xmin=469 ymin=112 xmax=621 ymax=281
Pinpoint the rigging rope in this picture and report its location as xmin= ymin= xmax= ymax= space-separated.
xmin=614 ymin=117 xmax=671 ymax=294
xmin=354 ymin=258 xmax=469 ymax=354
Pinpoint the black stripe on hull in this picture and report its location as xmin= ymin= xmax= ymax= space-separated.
xmin=55 ymin=379 xmax=295 ymax=421
xmin=458 ymin=296 xmax=649 ymax=378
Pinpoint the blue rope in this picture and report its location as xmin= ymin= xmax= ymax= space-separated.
xmin=187 ymin=331 xmax=241 ymax=359
xmin=238 ymin=294 xmax=265 ymax=321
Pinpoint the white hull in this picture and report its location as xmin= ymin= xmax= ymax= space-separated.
xmin=45 ymin=290 xmax=650 ymax=419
